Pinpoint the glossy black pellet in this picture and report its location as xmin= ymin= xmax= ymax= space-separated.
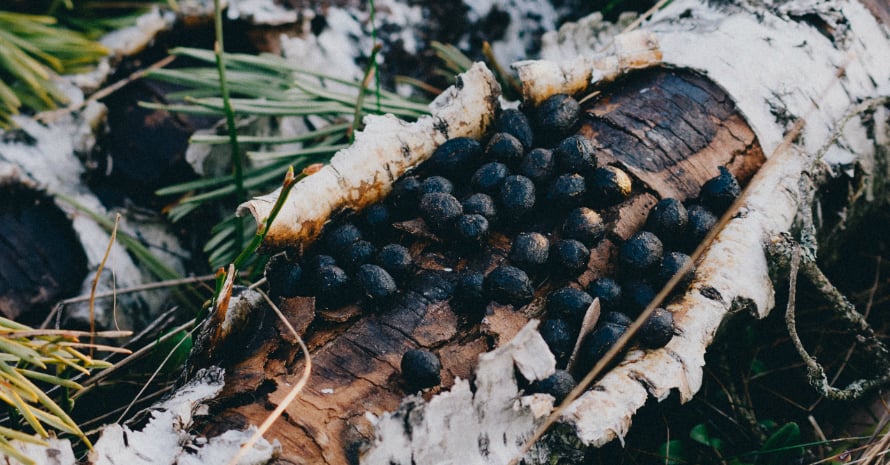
xmin=306 ymin=254 xmax=337 ymax=271
xmin=375 ymin=244 xmax=413 ymax=279
xmin=646 ymin=198 xmax=688 ymax=246
xmin=540 ymin=319 xmax=575 ymax=367
xmin=547 ymin=173 xmax=587 ymax=209
xmin=419 ymin=192 xmax=463 ymax=230
xmin=589 ymin=166 xmax=632 ymax=206
xmin=638 ymin=307 xmax=675 ymax=349
xmin=619 ymin=231 xmax=664 ymax=274
xmin=547 ymin=287 xmax=593 ymax=324
xmin=518 ymin=148 xmax=555 ymax=185
xmin=529 ymin=370 xmax=576 ymax=402
xmin=562 ymin=207 xmax=605 ymax=247
xmin=401 ymin=349 xmax=442 ymax=392
xmin=533 ymin=94 xmax=580 ymax=144
xmin=550 ymin=239 xmax=590 ymax=275
xmin=587 ymin=277 xmax=623 ymax=313
xmin=484 ymin=265 xmax=534 ymax=306
xmin=700 ymin=166 xmax=741 ymax=213
xmin=498 ymin=175 xmax=536 ymax=220
xmin=429 ymin=137 xmax=482 ymax=176
xmin=471 ymin=162 xmax=510 ymax=194
xmin=554 ymin=135 xmax=596 ymax=175
xmin=509 ymin=232 xmax=550 ymax=269
xmin=485 ymin=132 xmax=525 ymax=166
xmin=493 ymin=109 xmax=533 ymax=150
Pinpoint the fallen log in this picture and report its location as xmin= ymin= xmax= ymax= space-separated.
xmin=87 ymin=0 xmax=890 ymax=463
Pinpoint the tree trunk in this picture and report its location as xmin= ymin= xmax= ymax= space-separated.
xmin=81 ymin=0 xmax=890 ymax=464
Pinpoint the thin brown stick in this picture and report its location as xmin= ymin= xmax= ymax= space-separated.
xmin=89 ymin=214 xmax=121 ymax=356
xmin=225 ymin=290 xmax=312 ymax=465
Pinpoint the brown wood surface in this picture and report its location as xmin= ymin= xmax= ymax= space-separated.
xmin=193 ymin=67 xmax=765 ymax=465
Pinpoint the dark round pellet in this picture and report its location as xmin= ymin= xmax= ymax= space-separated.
xmin=266 ymin=259 xmax=304 ymax=298
xmin=323 ymin=223 xmax=362 ymax=253
xmin=306 ymin=254 xmax=337 ymax=271
xmin=471 ymin=162 xmax=510 ymax=194
xmin=619 ymin=231 xmax=664 ymax=274
xmin=646 ymin=198 xmax=688 ymax=246
xmin=533 ymin=94 xmax=580 ymax=144
xmin=540 ymin=319 xmax=575 ymax=367
xmin=461 ymin=193 xmax=498 ymax=223
xmin=589 ymin=166 xmax=632 ymax=206
xmin=401 ymin=349 xmax=442 ymax=392
xmin=341 ymin=240 xmax=377 ymax=271
xmin=547 ymin=287 xmax=593 ymax=324
xmin=356 ymin=264 xmax=398 ymax=302
xmin=554 ymin=135 xmax=597 ymax=175
xmin=622 ymin=280 xmax=656 ymax=316
xmin=529 ymin=370 xmax=577 ymax=403
xmin=498 ymin=175 xmax=536 ymax=219
xmin=390 ymin=175 xmax=422 ymax=217
xmin=509 ymin=232 xmax=550 ymax=269
xmin=657 ymin=251 xmax=695 ymax=288
xmin=518 ymin=148 xmax=555 ymax=185
xmin=547 ymin=173 xmax=587 ymax=209
xmin=493 ymin=109 xmax=533 ymax=150
xmin=577 ymin=322 xmax=627 ymax=374
xmin=361 ymin=203 xmax=391 ymax=238
xmin=587 ymin=277 xmax=623 ymax=313
xmin=550 ymin=239 xmax=590 ymax=275
xmin=455 ymin=214 xmax=489 ymax=245
xmin=429 ymin=137 xmax=482 ymax=176
xmin=484 ymin=265 xmax=534 ymax=306
xmin=485 ymin=132 xmax=525 ymax=166
xmin=376 ymin=243 xmax=413 ymax=278
xmin=419 ymin=192 xmax=463 ymax=230
xmin=456 ymin=271 xmax=486 ymax=308
xmin=562 ymin=207 xmax=605 ymax=247
xmin=419 ymin=175 xmax=454 ymax=195
xmin=315 ymin=265 xmax=352 ymax=309
xmin=700 ymin=166 xmax=741 ymax=213
xmin=638 ymin=307 xmax=675 ymax=349
xmin=686 ymin=204 xmax=718 ymax=250
xmin=600 ymin=311 xmax=633 ymax=327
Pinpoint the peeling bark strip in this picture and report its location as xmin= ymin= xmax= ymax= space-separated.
xmin=239 ymin=64 xmax=500 ymax=251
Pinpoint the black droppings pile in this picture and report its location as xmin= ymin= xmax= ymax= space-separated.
xmin=264 ymin=92 xmax=742 ymax=393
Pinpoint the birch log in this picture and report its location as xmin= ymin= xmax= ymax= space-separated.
xmin=96 ymin=0 xmax=890 ymax=463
